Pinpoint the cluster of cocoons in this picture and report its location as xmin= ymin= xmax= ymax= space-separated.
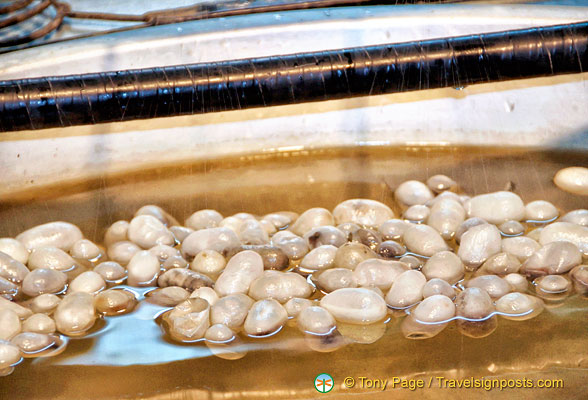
xmin=1 ymin=175 xmax=587 ymax=372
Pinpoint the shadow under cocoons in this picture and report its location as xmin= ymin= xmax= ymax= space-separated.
xmin=456 ymin=315 xmax=498 ymax=338
xmin=304 ymin=329 xmax=349 ymax=352
xmin=401 ymin=314 xmax=448 ymax=340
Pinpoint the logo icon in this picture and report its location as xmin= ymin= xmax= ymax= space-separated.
xmin=314 ymin=373 xmax=334 ymax=393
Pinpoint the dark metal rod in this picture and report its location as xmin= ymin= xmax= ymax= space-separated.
xmin=1 ymin=21 xmax=587 ymax=132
